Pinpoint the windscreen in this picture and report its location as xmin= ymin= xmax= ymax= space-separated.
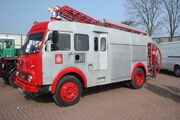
xmin=23 ymin=32 xmax=44 ymax=54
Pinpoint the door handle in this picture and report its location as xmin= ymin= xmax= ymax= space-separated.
xmin=68 ymin=52 xmax=73 ymax=55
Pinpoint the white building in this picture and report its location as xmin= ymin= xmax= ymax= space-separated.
xmin=0 ymin=33 xmax=26 ymax=49
xmin=152 ymin=36 xmax=180 ymax=43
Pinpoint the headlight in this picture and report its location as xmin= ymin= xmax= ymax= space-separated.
xmin=16 ymin=71 xmax=19 ymax=76
xmin=28 ymin=75 xmax=32 ymax=82
xmin=2 ymin=64 xmax=4 ymax=69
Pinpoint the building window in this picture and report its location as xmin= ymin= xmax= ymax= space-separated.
xmin=101 ymin=37 xmax=106 ymax=51
xmin=94 ymin=37 xmax=98 ymax=51
xmin=74 ymin=34 xmax=89 ymax=51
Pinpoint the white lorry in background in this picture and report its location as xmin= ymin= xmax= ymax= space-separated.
xmin=157 ymin=41 xmax=180 ymax=77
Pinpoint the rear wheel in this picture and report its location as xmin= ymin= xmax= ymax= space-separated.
xmin=130 ymin=68 xmax=145 ymax=89
xmin=53 ymin=75 xmax=82 ymax=107
xmin=174 ymin=66 xmax=180 ymax=77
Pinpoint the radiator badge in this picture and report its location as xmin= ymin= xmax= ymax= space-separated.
xmin=55 ymin=54 xmax=63 ymax=64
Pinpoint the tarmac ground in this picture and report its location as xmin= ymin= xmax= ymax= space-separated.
xmin=0 ymin=70 xmax=179 ymax=120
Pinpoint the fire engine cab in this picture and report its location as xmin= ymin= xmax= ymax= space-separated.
xmin=15 ymin=5 xmax=161 ymax=106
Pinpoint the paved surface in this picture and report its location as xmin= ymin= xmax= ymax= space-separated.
xmin=0 ymin=71 xmax=180 ymax=120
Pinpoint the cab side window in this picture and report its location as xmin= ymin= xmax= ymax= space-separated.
xmin=4 ymin=40 xmax=12 ymax=49
xmin=57 ymin=33 xmax=71 ymax=51
xmin=74 ymin=34 xmax=89 ymax=51
xmin=51 ymin=33 xmax=71 ymax=51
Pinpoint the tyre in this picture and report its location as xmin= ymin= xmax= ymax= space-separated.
xmin=3 ymin=77 xmax=9 ymax=84
xmin=174 ymin=66 xmax=180 ymax=77
xmin=129 ymin=68 xmax=145 ymax=89
xmin=8 ymin=70 xmax=18 ymax=88
xmin=53 ymin=75 xmax=82 ymax=107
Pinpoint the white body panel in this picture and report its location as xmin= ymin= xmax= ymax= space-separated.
xmin=157 ymin=41 xmax=180 ymax=71
xmin=42 ymin=21 xmax=152 ymax=87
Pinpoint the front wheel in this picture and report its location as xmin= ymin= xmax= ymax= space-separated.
xmin=53 ymin=75 xmax=82 ymax=107
xmin=129 ymin=68 xmax=145 ymax=89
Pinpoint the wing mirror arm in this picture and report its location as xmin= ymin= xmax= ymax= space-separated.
xmin=46 ymin=40 xmax=52 ymax=52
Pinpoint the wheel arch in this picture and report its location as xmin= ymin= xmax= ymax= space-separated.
xmin=51 ymin=67 xmax=87 ymax=94
xmin=131 ymin=63 xmax=147 ymax=79
xmin=174 ymin=64 xmax=180 ymax=70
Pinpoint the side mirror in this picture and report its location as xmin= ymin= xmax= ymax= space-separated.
xmin=52 ymin=31 xmax=59 ymax=44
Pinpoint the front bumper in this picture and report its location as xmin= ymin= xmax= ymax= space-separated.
xmin=15 ymin=77 xmax=51 ymax=94
xmin=15 ymin=78 xmax=39 ymax=93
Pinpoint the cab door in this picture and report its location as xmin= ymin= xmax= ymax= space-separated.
xmin=3 ymin=39 xmax=15 ymax=57
xmin=43 ymin=31 xmax=74 ymax=85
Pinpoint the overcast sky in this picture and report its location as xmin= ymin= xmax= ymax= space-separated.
xmin=0 ymin=0 xmax=126 ymax=35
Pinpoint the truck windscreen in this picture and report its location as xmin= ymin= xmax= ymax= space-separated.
xmin=23 ymin=32 xmax=44 ymax=54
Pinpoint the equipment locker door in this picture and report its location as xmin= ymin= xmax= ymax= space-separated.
xmin=93 ymin=33 xmax=100 ymax=70
xmin=93 ymin=33 xmax=108 ymax=71
xmin=92 ymin=32 xmax=109 ymax=84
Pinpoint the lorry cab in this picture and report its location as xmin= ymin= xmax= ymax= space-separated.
xmin=15 ymin=22 xmax=48 ymax=92
xmin=16 ymin=21 xmax=109 ymax=93
xmin=0 ymin=38 xmax=16 ymax=58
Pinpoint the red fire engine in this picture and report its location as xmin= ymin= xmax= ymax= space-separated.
xmin=15 ymin=5 xmax=161 ymax=106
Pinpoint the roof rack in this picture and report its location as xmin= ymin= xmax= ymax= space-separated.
xmin=48 ymin=5 xmax=148 ymax=35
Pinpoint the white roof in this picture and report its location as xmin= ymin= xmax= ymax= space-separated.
xmin=0 ymin=37 xmax=14 ymax=39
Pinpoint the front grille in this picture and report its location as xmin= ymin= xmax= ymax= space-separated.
xmin=19 ymin=72 xmax=28 ymax=80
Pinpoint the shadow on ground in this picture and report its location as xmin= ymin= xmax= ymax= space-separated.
xmin=163 ymin=85 xmax=180 ymax=93
xmin=145 ymin=83 xmax=180 ymax=103
xmin=82 ymin=82 xmax=127 ymax=96
xmin=160 ymin=70 xmax=177 ymax=77
xmin=24 ymin=93 xmax=54 ymax=103
xmin=23 ymin=81 xmax=128 ymax=103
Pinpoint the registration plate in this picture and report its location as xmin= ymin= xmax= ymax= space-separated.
xmin=20 ymin=74 xmax=25 ymax=79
